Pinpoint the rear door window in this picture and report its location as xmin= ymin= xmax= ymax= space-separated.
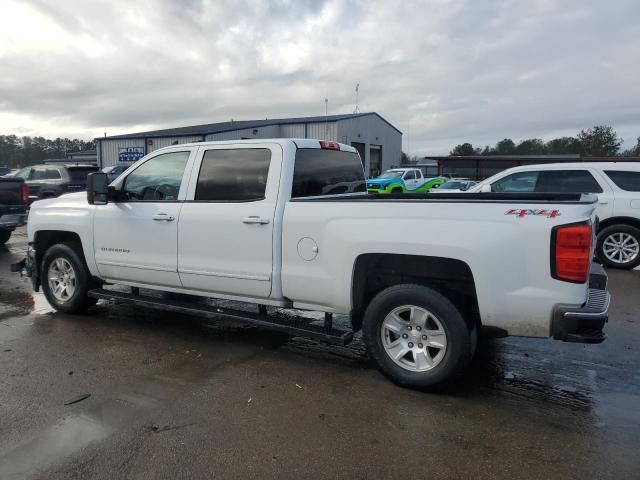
xmin=491 ymin=171 xmax=540 ymax=192
xmin=46 ymin=168 xmax=61 ymax=179
xmin=536 ymin=170 xmax=603 ymax=193
xmin=292 ymin=148 xmax=366 ymax=198
xmin=604 ymin=171 xmax=640 ymax=191
xmin=194 ymin=148 xmax=271 ymax=201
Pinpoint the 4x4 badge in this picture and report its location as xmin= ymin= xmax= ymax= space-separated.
xmin=505 ymin=208 xmax=561 ymax=218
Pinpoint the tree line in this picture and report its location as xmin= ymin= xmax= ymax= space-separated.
xmin=0 ymin=134 xmax=96 ymax=168
xmin=449 ymin=126 xmax=640 ymax=157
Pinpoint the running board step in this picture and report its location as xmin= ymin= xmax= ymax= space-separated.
xmin=88 ymin=289 xmax=353 ymax=346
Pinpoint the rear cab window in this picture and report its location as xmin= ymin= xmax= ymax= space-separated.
xmin=292 ymin=148 xmax=366 ymax=198
xmin=604 ymin=171 xmax=640 ymax=191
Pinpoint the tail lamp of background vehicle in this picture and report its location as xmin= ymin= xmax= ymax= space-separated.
xmin=21 ymin=182 xmax=29 ymax=204
xmin=551 ymin=223 xmax=593 ymax=283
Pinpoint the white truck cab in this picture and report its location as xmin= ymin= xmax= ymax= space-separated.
xmin=471 ymin=162 xmax=640 ymax=269
xmin=16 ymin=139 xmax=610 ymax=390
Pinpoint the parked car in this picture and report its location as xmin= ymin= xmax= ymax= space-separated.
xmin=430 ymin=180 xmax=477 ymax=193
xmin=367 ymin=168 xmax=446 ymax=194
xmin=13 ymin=164 xmax=99 ymax=202
xmin=470 ymin=162 xmax=640 ymax=269
xmin=0 ymin=166 xmax=12 ymax=176
xmin=15 ymin=139 xmax=608 ymax=390
xmin=0 ymin=176 xmax=28 ymax=244
xmin=102 ymin=163 xmax=133 ymax=183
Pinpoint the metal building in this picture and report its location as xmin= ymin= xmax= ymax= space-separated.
xmin=96 ymin=112 xmax=402 ymax=177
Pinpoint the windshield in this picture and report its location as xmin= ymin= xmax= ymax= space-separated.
xmin=378 ymin=171 xmax=404 ymax=179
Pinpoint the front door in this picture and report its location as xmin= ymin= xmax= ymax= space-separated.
xmin=93 ymin=150 xmax=194 ymax=287
xmin=403 ymin=170 xmax=417 ymax=190
xmin=178 ymin=144 xmax=281 ymax=299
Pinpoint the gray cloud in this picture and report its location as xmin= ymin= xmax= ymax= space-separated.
xmin=1 ymin=0 xmax=639 ymax=154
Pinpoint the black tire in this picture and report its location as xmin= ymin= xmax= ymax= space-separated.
xmin=596 ymin=224 xmax=640 ymax=270
xmin=0 ymin=230 xmax=11 ymax=245
xmin=41 ymin=243 xmax=97 ymax=313
xmin=391 ymin=187 xmax=403 ymax=194
xmin=363 ymin=284 xmax=472 ymax=390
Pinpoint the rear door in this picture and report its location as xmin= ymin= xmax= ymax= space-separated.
xmin=93 ymin=149 xmax=195 ymax=287
xmin=177 ymin=144 xmax=282 ymax=298
xmin=535 ymin=169 xmax=612 ymax=219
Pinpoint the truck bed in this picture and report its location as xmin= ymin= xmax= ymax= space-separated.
xmin=291 ymin=192 xmax=595 ymax=203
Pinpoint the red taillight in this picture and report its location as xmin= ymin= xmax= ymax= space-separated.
xmin=552 ymin=223 xmax=592 ymax=283
xmin=21 ymin=182 xmax=29 ymax=204
xmin=319 ymin=140 xmax=340 ymax=150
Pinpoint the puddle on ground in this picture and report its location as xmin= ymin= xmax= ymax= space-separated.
xmin=0 ymin=415 xmax=112 ymax=479
xmin=0 ymin=365 xmax=208 ymax=479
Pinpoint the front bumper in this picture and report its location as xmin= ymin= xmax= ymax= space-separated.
xmin=10 ymin=243 xmax=39 ymax=291
xmin=552 ymin=262 xmax=609 ymax=343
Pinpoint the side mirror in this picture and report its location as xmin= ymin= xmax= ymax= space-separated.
xmin=480 ymin=184 xmax=492 ymax=193
xmin=87 ymin=172 xmax=109 ymax=205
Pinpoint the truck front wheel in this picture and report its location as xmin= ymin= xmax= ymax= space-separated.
xmin=362 ymin=284 xmax=472 ymax=390
xmin=41 ymin=243 xmax=97 ymax=313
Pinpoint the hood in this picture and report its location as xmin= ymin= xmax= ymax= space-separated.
xmin=30 ymin=191 xmax=88 ymax=209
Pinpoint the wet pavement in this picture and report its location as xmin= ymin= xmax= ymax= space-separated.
xmin=0 ymin=227 xmax=639 ymax=479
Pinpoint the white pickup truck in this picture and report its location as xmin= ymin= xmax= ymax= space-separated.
xmin=16 ymin=139 xmax=610 ymax=389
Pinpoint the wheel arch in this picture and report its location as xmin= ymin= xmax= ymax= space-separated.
xmin=351 ymin=253 xmax=481 ymax=333
xmin=33 ymin=230 xmax=86 ymax=289
xmin=597 ymin=216 xmax=640 ymax=233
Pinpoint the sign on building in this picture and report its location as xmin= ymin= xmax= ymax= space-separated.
xmin=119 ymin=147 xmax=145 ymax=162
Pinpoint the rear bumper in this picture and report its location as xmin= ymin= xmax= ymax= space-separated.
xmin=0 ymin=213 xmax=27 ymax=229
xmin=552 ymin=263 xmax=609 ymax=343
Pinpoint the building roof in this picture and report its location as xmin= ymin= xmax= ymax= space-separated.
xmin=97 ymin=112 xmax=401 ymax=140
xmin=66 ymin=149 xmax=97 ymax=156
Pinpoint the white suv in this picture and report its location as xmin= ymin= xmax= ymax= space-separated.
xmin=471 ymin=162 xmax=640 ymax=269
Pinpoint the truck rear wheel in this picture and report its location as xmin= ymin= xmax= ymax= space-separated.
xmin=41 ymin=243 xmax=97 ymax=313
xmin=0 ymin=230 xmax=11 ymax=245
xmin=362 ymin=284 xmax=472 ymax=390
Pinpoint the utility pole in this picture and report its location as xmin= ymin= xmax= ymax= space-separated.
xmin=353 ymin=84 xmax=361 ymax=113
xmin=324 ymin=98 xmax=329 ymax=139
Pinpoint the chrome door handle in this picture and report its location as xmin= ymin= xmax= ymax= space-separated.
xmin=242 ymin=216 xmax=270 ymax=225
xmin=153 ymin=213 xmax=175 ymax=221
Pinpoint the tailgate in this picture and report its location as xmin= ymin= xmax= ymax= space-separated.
xmin=0 ymin=178 xmax=25 ymax=205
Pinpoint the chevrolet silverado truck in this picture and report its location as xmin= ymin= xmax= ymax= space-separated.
xmin=0 ymin=177 xmax=29 ymax=244
xmin=366 ymin=168 xmax=445 ymax=194
xmin=14 ymin=139 xmax=610 ymax=389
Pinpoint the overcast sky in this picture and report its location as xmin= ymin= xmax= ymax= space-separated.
xmin=1 ymin=0 xmax=639 ymax=155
